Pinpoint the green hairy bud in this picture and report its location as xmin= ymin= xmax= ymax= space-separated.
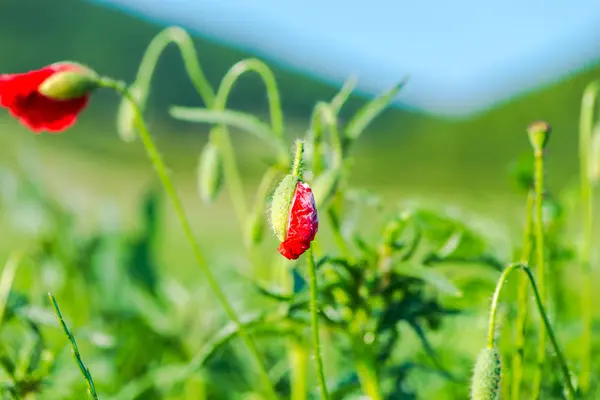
xmin=269 ymin=174 xmax=299 ymax=242
xmin=197 ymin=140 xmax=224 ymax=204
xmin=471 ymin=347 xmax=502 ymax=400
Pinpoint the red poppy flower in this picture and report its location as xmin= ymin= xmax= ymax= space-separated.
xmin=0 ymin=63 xmax=93 ymax=133
xmin=277 ymin=181 xmax=319 ymax=260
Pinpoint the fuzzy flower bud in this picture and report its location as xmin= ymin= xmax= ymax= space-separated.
xmin=270 ymin=174 xmax=319 ymax=260
xmin=471 ymin=347 xmax=502 ymax=400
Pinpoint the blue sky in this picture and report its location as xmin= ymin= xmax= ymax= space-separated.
xmin=94 ymin=0 xmax=600 ymax=116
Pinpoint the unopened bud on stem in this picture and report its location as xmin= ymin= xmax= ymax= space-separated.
xmin=38 ymin=62 xmax=100 ymax=100
xmin=527 ymin=121 xmax=552 ymax=153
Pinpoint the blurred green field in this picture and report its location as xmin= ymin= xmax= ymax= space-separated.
xmin=1 ymin=1 xmax=600 ymax=399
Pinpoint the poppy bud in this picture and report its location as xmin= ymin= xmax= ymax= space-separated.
xmin=197 ymin=139 xmax=224 ymax=204
xmin=471 ymin=347 xmax=502 ymax=400
xmin=270 ymin=174 xmax=319 ymax=260
xmin=37 ymin=62 xmax=99 ymax=101
xmin=527 ymin=121 xmax=551 ymax=153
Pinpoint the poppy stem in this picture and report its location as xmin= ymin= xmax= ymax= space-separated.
xmin=306 ymin=247 xmax=330 ymax=400
xmin=578 ymin=80 xmax=599 ymax=394
xmin=103 ymin=79 xmax=279 ymax=400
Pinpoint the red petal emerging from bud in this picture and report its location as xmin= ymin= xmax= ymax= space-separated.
xmin=278 ymin=181 xmax=318 ymax=260
xmin=0 ymin=63 xmax=91 ymax=133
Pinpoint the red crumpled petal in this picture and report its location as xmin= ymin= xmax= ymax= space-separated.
xmin=278 ymin=181 xmax=319 ymax=260
xmin=0 ymin=64 xmax=89 ymax=133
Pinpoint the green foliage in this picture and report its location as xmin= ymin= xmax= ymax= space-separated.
xmin=0 ymin=17 xmax=599 ymax=400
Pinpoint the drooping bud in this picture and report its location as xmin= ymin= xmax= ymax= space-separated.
xmin=471 ymin=347 xmax=502 ymax=400
xmin=38 ymin=62 xmax=99 ymax=100
xmin=270 ymin=140 xmax=319 ymax=260
xmin=197 ymin=139 xmax=224 ymax=204
xmin=527 ymin=121 xmax=551 ymax=153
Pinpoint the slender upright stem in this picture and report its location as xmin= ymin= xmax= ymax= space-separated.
xmin=107 ymin=80 xmax=278 ymax=400
xmin=306 ymin=248 xmax=330 ymax=400
xmin=488 ymin=264 xmax=521 ymax=347
xmin=486 ymin=265 xmax=576 ymax=400
xmin=290 ymin=343 xmax=309 ymax=400
xmin=511 ymin=190 xmax=534 ymax=400
xmin=578 ymin=81 xmax=599 ymax=393
xmin=355 ymin=352 xmax=383 ymax=400
xmin=530 ymin=145 xmax=547 ymax=400
xmin=521 ymin=267 xmax=576 ymax=399
xmin=49 ymin=293 xmax=98 ymax=400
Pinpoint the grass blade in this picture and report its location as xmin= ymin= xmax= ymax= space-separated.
xmin=48 ymin=293 xmax=99 ymax=400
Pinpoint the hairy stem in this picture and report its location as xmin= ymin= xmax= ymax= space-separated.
xmin=530 ymin=145 xmax=547 ymax=400
xmin=107 ymin=80 xmax=278 ymax=400
xmin=511 ymin=190 xmax=534 ymax=400
xmin=307 ymin=248 xmax=330 ymax=400
xmin=487 ymin=265 xmax=575 ymax=400
xmin=578 ymin=80 xmax=599 ymax=393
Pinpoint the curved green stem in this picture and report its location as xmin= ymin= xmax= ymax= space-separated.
xmin=106 ymin=79 xmax=278 ymax=400
xmin=578 ymin=80 xmax=599 ymax=394
xmin=511 ymin=190 xmax=534 ymax=400
xmin=488 ymin=264 xmax=521 ymax=347
xmin=530 ymin=145 xmax=548 ymax=400
xmin=116 ymin=27 xmax=216 ymax=141
xmin=306 ymin=248 xmax=330 ymax=400
xmin=211 ymin=58 xmax=287 ymax=235
xmin=133 ymin=26 xmax=215 ymax=106
xmin=487 ymin=264 xmax=576 ymax=399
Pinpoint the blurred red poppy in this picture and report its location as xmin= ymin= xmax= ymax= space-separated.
xmin=0 ymin=63 xmax=92 ymax=133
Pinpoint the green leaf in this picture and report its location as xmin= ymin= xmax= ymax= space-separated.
xmin=330 ymin=75 xmax=357 ymax=115
xmin=169 ymin=106 xmax=279 ymax=148
xmin=344 ymin=79 xmax=407 ymax=142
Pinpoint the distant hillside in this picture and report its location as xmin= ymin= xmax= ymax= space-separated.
xmin=0 ymin=0 xmax=415 ymax=119
xmin=1 ymin=0 xmax=599 ymax=194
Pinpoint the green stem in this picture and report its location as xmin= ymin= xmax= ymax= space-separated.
xmin=211 ymin=58 xmax=287 ymax=241
xmin=530 ymin=145 xmax=547 ymax=400
xmin=306 ymin=248 xmax=330 ymax=400
xmin=487 ymin=265 xmax=576 ymax=400
xmin=355 ymin=351 xmax=383 ymax=400
xmin=108 ymin=80 xmax=278 ymax=400
xmin=488 ymin=264 xmax=521 ymax=347
xmin=49 ymin=293 xmax=98 ymax=400
xmin=0 ymin=251 xmax=24 ymax=329
xmin=290 ymin=342 xmax=309 ymax=400
xmin=511 ymin=190 xmax=534 ymax=400
xmin=134 ymin=26 xmax=215 ymax=106
xmin=292 ymin=140 xmax=305 ymax=180
xmin=521 ymin=267 xmax=576 ymax=399
xmin=310 ymin=102 xmax=343 ymax=174
xmin=578 ymin=80 xmax=599 ymax=394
